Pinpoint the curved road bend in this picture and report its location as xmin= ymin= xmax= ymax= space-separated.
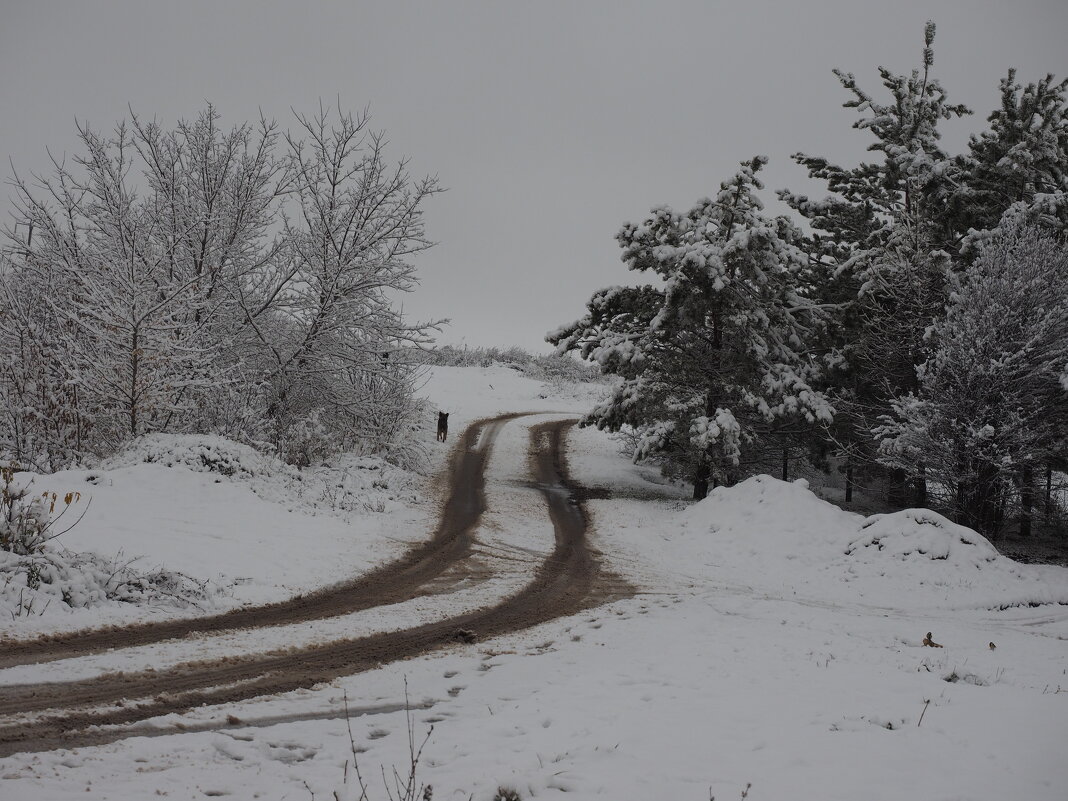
xmin=0 ymin=412 xmax=526 ymax=669
xmin=0 ymin=418 xmax=624 ymax=757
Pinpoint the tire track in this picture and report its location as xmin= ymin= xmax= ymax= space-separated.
xmin=0 ymin=412 xmax=525 ymax=669
xmin=0 ymin=418 xmax=626 ymax=756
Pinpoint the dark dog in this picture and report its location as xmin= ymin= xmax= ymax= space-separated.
xmin=436 ymin=411 xmax=449 ymax=442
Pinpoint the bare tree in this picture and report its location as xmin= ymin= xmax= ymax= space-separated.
xmin=251 ymin=105 xmax=442 ymax=453
xmin=0 ymin=104 xmax=441 ymax=467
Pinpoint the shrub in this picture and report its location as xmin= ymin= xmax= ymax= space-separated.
xmin=0 ymin=465 xmax=88 ymax=555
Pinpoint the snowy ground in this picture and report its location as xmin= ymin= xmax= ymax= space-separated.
xmin=1 ymin=365 xmax=1067 ymax=800
xmin=0 ymin=436 xmax=425 ymax=633
xmin=0 ymin=366 xmax=597 ymax=633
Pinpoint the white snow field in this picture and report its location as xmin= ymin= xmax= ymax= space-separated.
xmin=1 ymin=365 xmax=1066 ymax=800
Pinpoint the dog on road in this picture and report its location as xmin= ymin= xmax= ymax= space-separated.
xmin=436 ymin=411 xmax=449 ymax=442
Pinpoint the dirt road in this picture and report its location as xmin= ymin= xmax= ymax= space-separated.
xmin=0 ymin=412 xmax=525 ymax=669
xmin=0 ymin=417 xmax=621 ymax=756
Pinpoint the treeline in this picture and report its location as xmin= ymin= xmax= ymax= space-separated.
xmin=418 ymin=344 xmax=601 ymax=384
xmin=0 ymin=106 xmax=440 ymax=471
xmin=551 ymin=24 xmax=1068 ymax=539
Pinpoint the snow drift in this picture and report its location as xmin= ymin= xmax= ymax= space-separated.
xmin=665 ymin=475 xmax=1068 ymax=611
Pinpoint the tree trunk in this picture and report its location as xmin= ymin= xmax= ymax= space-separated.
xmin=888 ymin=467 xmax=907 ymax=509
xmin=129 ymin=327 xmax=139 ymax=437
xmin=781 ymin=447 xmax=789 ymax=482
xmin=1046 ymin=465 xmax=1054 ymax=521
xmin=73 ymin=384 xmax=82 ymax=453
xmin=958 ymin=461 xmax=1003 ymax=540
xmin=693 ymin=460 xmax=710 ymax=500
xmin=845 ymin=463 xmax=854 ymax=504
xmin=975 ymin=463 xmax=1002 ymax=540
xmin=914 ymin=464 xmax=927 ymax=508
xmin=993 ymin=491 xmax=1006 ymax=540
xmin=1020 ymin=466 xmax=1034 ymax=538
xmin=955 ymin=453 xmax=967 ymax=524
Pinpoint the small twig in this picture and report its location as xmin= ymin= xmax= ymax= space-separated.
xmin=342 ymin=690 xmax=371 ymax=801
xmin=917 ymin=698 xmax=931 ymax=727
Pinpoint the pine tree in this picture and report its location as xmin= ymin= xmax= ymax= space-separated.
xmin=550 ymin=157 xmax=832 ymax=498
xmin=779 ymin=22 xmax=971 ymax=506
xmin=875 ymin=224 xmax=1068 ymax=539
xmin=955 ymin=71 xmax=1068 ymax=257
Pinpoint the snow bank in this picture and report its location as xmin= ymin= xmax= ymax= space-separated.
xmin=0 ymin=435 xmax=426 ymax=631
xmin=849 ymin=508 xmax=1000 ymax=566
xmin=660 ymin=474 xmax=1068 ymax=611
xmin=104 ymin=433 xmax=293 ymax=480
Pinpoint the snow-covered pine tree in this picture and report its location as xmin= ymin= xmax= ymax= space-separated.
xmin=875 ymin=224 xmax=1068 ymax=539
xmin=955 ymin=71 xmax=1068 ymax=256
xmin=550 ymin=157 xmax=832 ymax=499
xmin=779 ymin=21 xmax=970 ymax=506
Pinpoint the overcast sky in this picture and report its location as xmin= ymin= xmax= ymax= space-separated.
xmin=2 ymin=1 xmax=1065 ymax=352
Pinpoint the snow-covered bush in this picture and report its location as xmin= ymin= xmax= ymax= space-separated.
xmin=104 ymin=433 xmax=295 ymax=480
xmin=277 ymin=410 xmax=334 ymax=468
xmin=0 ymin=462 xmax=217 ymax=617
xmin=1 ymin=547 xmax=214 ymax=616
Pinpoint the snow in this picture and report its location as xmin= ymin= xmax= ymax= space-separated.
xmin=0 ymin=442 xmax=424 ymax=633
xmin=1 ymin=365 xmax=1066 ymax=800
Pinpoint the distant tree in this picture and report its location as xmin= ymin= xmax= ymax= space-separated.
xmin=550 ymin=157 xmax=832 ymax=498
xmin=875 ymin=224 xmax=1068 ymax=539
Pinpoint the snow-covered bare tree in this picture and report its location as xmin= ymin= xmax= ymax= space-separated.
xmin=126 ymin=106 xmax=290 ymax=436
xmin=0 ymin=104 xmax=440 ymax=468
xmin=2 ymin=113 xmax=287 ymax=453
xmin=248 ymin=106 xmax=441 ymax=458
xmin=875 ymin=224 xmax=1068 ymax=539
xmin=0 ymin=250 xmax=90 ymax=470
xmin=550 ymin=157 xmax=832 ymax=498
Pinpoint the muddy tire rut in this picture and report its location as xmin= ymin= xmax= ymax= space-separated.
xmin=0 ymin=417 xmax=623 ymax=756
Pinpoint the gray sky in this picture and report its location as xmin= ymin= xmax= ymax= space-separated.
xmin=2 ymin=0 xmax=1065 ymax=352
